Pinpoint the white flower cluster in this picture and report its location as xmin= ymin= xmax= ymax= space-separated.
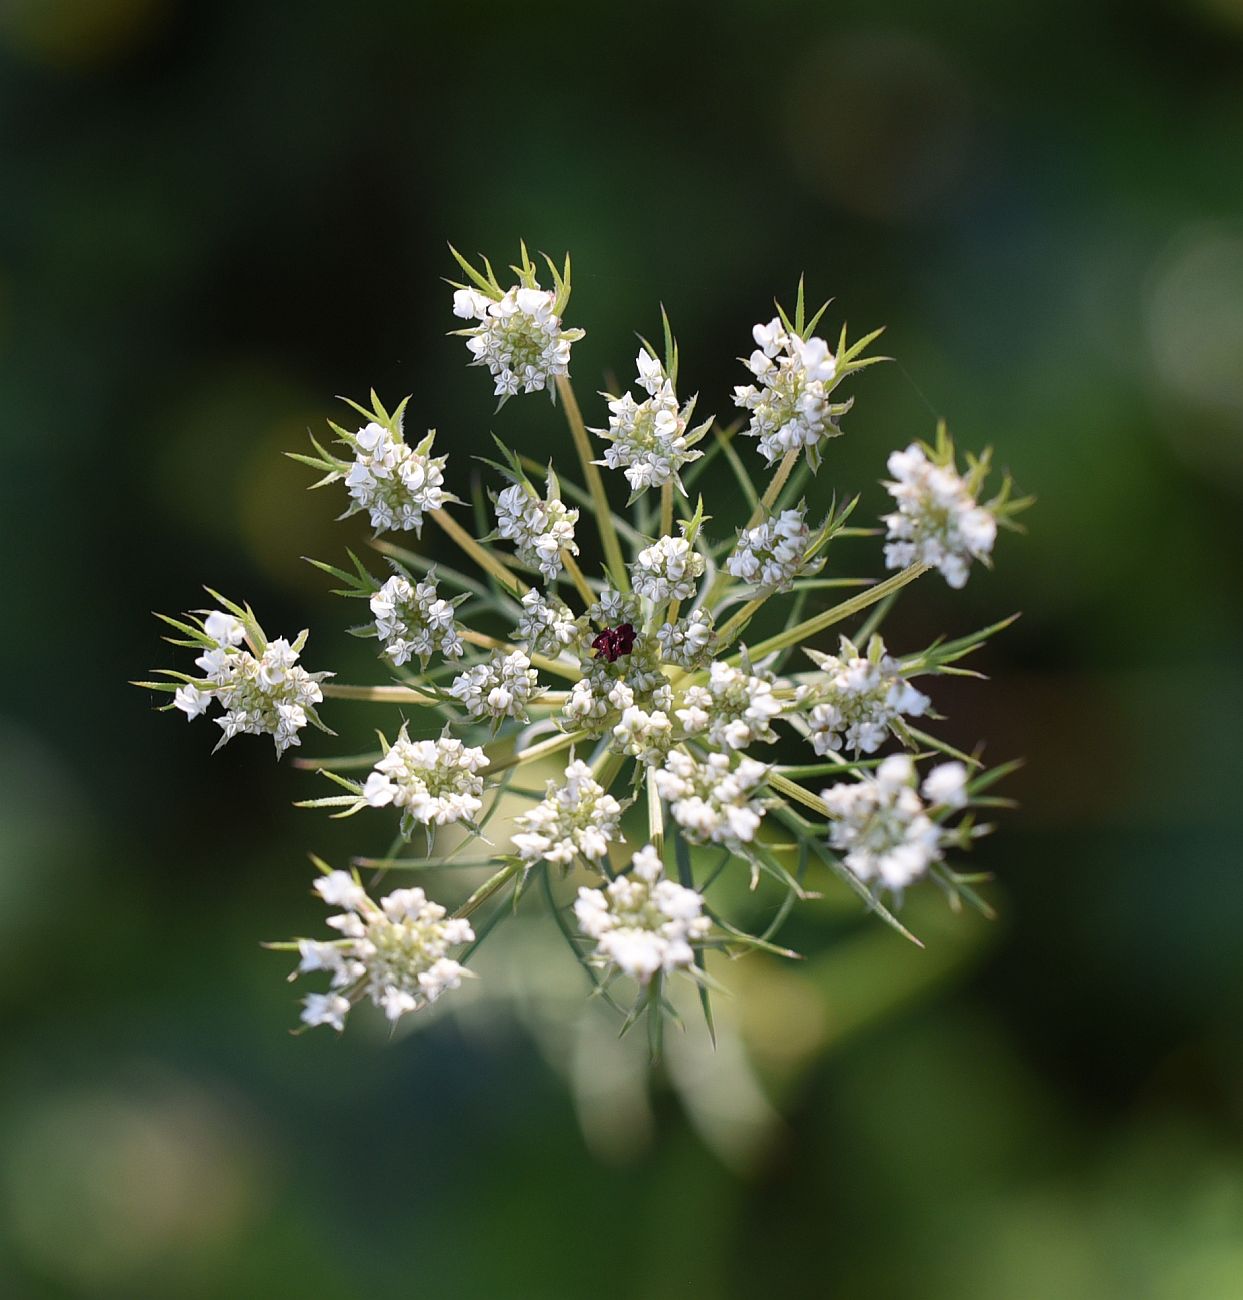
xmin=345 ymin=422 xmax=449 ymax=534
xmin=369 ymin=574 xmax=463 ymax=667
xmin=803 ymin=636 xmax=930 ymax=755
xmin=561 ymin=638 xmax=671 ymax=739
xmin=494 ymin=482 xmax=579 ymax=582
xmin=574 ymin=844 xmax=710 ymax=983
xmin=588 ymin=589 xmax=638 ymax=626
xmin=654 ymin=748 xmax=769 ymax=845
xmin=676 ymin=662 xmax=785 ymax=751
xmin=512 ymin=589 xmax=579 ymax=657
xmin=654 ymin=610 xmax=716 ymax=669
xmin=362 ymin=726 xmax=489 ymax=829
xmin=298 ymin=871 xmax=474 ymax=1030
xmin=612 ymin=702 xmax=675 ymax=766
xmin=820 ymin=755 xmax=968 ymax=890
xmin=173 ymin=611 xmax=326 ymax=757
xmin=453 ymin=284 xmax=584 ymax=400
xmin=726 ymin=507 xmax=818 ymax=591
xmin=512 ymin=759 xmax=624 ymax=865
xmin=630 ymin=534 xmax=705 ymax=603
xmin=593 ymin=349 xmax=706 ymax=494
xmin=449 ymin=650 xmax=541 ymax=722
xmin=733 ymin=318 xmax=840 ymax=465
xmin=883 ymin=443 xmax=997 ymax=588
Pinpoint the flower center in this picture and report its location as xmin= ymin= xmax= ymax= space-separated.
xmin=591 ymin=622 xmax=636 ymax=662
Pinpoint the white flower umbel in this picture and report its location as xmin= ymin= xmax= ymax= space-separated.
xmin=676 ymin=661 xmax=785 ymax=751
xmin=512 ymin=589 xmax=580 ymax=658
xmin=654 ymin=748 xmax=769 ymax=846
xmin=593 ymin=347 xmax=711 ymax=496
xmin=883 ymin=442 xmax=998 ymax=589
xmin=574 ymin=844 xmax=710 ymax=983
xmin=820 ymin=754 xmax=968 ymax=891
xmin=361 ymin=725 xmax=489 ymax=832
xmin=733 ymin=317 xmax=843 ymax=467
xmin=801 ymin=635 xmax=930 ymax=756
xmin=494 ymin=480 xmax=579 ymax=583
xmin=726 ymin=506 xmax=821 ymax=591
xmin=370 ymin=573 xmax=464 ymax=667
xmin=453 ymin=285 xmax=583 ymax=401
xmin=631 ymin=534 xmax=705 ymax=604
xmin=449 ymin=650 xmax=541 ymax=723
xmin=171 ymin=606 xmax=329 ymax=757
xmin=588 ymin=588 xmax=639 ymax=627
xmin=512 ymin=758 xmax=624 ymax=866
xmin=347 ymin=422 xmax=450 ymax=535
xmin=294 ymin=870 xmax=475 ymax=1030
xmin=654 ymin=610 xmax=717 ymax=669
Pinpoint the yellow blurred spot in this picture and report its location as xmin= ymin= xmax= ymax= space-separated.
xmin=0 ymin=0 xmax=167 ymax=68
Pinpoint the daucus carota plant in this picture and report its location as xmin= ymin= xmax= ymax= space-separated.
xmin=137 ymin=243 xmax=1030 ymax=1050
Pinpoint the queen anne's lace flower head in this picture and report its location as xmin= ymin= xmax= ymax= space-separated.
xmin=883 ymin=442 xmax=998 ymax=588
xmin=493 ymin=480 xmax=579 ymax=583
xmin=512 ymin=759 xmax=624 ymax=866
xmin=592 ymin=348 xmax=711 ymax=496
xmin=654 ymin=748 xmax=769 ymax=845
xmin=574 ymin=844 xmax=710 ymax=983
xmin=345 ymin=421 xmax=450 ymax=535
xmin=733 ymin=317 xmax=844 ymax=468
xmin=296 ymin=870 xmax=474 ymax=1029
xmin=800 ymin=635 xmax=930 ymax=755
xmin=820 ymin=754 xmax=969 ymax=890
xmin=361 ymin=725 xmax=489 ymax=832
xmin=630 ymin=533 xmax=705 ymax=604
xmin=370 ymin=572 xmax=464 ymax=667
xmin=172 ymin=608 xmax=328 ymax=757
xmin=449 ymin=650 xmax=541 ymax=722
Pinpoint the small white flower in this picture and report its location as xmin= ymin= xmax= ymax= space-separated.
xmin=512 ymin=758 xmax=624 ymax=866
xmin=801 ymin=635 xmax=930 ymax=756
xmin=630 ymin=534 xmax=705 ymax=603
xmin=574 ymin=843 xmax=710 ymax=982
xmin=882 ymin=443 xmax=997 ymax=588
xmin=820 ymin=755 xmax=946 ymax=890
xmin=512 ymin=589 xmax=579 ymax=657
xmin=654 ymin=610 xmax=716 ymax=669
xmin=653 ymin=748 xmax=769 ymax=845
xmin=362 ymin=726 xmax=489 ymax=830
xmin=314 ymin=869 xmax=368 ymax=910
xmin=344 ymin=419 xmax=450 ymax=536
xmin=203 ymin=610 xmax=245 ymax=648
xmin=173 ymin=683 xmax=211 ymax=720
xmin=922 ymin=760 xmax=969 ymax=809
xmin=494 ymin=481 xmax=579 ymax=583
xmin=449 ymin=651 xmax=542 ymax=723
xmin=369 ymin=573 xmax=464 ymax=666
xmin=733 ymin=318 xmax=842 ymax=467
xmin=454 ymin=280 xmax=584 ymax=401
xmin=293 ymin=874 xmax=476 ymax=1030
xmin=675 ymin=661 xmax=784 ymax=750
xmin=726 ymin=507 xmax=819 ymax=591
xmin=592 ymin=349 xmax=709 ymax=495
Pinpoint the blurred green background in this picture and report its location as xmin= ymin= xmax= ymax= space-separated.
xmin=2 ymin=0 xmax=1243 ymax=1295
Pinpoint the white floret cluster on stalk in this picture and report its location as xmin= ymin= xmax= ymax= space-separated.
xmin=574 ymin=845 xmax=710 ymax=983
xmin=370 ymin=573 xmax=465 ymax=667
xmin=144 ymin=249 xmax=1028 ymax=1047
xmin=592 ymin=348 xmax=711 ymax=496
xmin=820 ymin=755 xmax=969 ymax=891
xmin=512 ymin=759 xmax=624 ymax=866
xmin=171 ymin=608 xmax=328 ymax=756
xmin=361 ymin=725 xmax=489 ymax=832
xmin=296 ymin=870 xmax=475 ymax=1030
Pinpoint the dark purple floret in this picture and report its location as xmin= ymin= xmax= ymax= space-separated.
xmin=591 ymin=621 xmax=636 ymax=663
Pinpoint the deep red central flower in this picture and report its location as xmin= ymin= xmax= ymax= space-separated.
xmin=591 ymin=622 xmax=636 ymax=663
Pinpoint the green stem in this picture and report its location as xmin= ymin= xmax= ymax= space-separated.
xmin=322 ymin=683 xmax=436 ymax=704
xmin=730 ymin=563 xmax=929 ymax=663
xmin=453 ymin=861 xmax=520 ymax=918
xmin=556 ymin=375 xmax=630 ymax=592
